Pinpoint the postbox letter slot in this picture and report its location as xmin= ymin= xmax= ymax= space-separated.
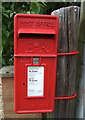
xmin=18 ymin=33 xmax=55 ymax=39
xmin=18 ymin=29 xmax=56 ymax=35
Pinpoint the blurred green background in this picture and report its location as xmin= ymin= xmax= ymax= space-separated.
xmin=2 ymin=2 xmax=80 ymax=66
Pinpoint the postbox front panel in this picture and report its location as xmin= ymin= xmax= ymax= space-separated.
xmin=14 ymin=14 xmax=58 ymax=113
xmin=17 ymin=34 xmax=56 ymax=55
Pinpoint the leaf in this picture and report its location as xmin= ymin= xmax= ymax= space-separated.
xmin=26 ymin=11 xmax=31 ymax=14
xmin=31 ymin=2 xmax=40 ymax=14
xmin=5 ymin=10 xmax=11 ymax=13
xmin=10 ymin=3 xmax=15 ymax=10
xmin=4 ymin=31 xmax=9 ymax=38
xmin=3 ymin=13 xmax=9 ymax=18
xmin=30 ymin=11 xmax=35 ymax=14
xmin=10 ymin=13 xmax=13 ymax=18
xmin=39 ymin=2 xmax=46 ymax=7
xmin=40 ymin=1 xmax=47 ymax=6
xmin=8 ymin=22 xmax=12 ymax=29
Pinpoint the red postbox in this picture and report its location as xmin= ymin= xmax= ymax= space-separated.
xmin=14 ymin=14 xmax=58 ymax=113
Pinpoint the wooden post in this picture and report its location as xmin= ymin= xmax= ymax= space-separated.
xmin=0 ymin=2 xmax=2 ymax=69
xmin=47 ymin=6 xmax=80 ymax=118
xmin=76 ymin=1 xmax=85 ymax=118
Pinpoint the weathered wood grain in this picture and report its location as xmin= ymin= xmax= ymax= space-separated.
xmin=47 ymin=6 xmax=80 ymax=118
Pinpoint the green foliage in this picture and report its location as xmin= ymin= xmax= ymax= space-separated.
xmin=2 ymin=2 xmax=80 ymax=66
xmin=2 ymin=2 xmax=45 ymax=66
xmin=43 ymin=2 xmax=80 ymax=15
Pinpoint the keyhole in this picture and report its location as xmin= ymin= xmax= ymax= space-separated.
xmin=23 ymin=83 xmax=25 ymax=85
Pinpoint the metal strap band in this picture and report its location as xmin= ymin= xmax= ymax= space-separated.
xmin=57 ymin=51 xmax=80 ymax=56
xmin=55 ymin=92 xmax=77 ymax=100
xmin=14 ymin=51 xmax=80 ymax=57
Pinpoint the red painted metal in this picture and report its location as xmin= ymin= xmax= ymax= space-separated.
xmin=55 ymin=92 xmax=77 ymax=100
xmin=14 ymin=14 xmax=59 ymax=113
xmin=57 ymin=51 xmax=80 ymax=56
xmin=55 ymin=51 xmax=79 ymax=100
xmin=14 ymin=14 xmax=79 ymax=114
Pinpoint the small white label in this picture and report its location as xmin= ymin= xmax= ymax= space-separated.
xmin=27 ymin=66 xmax=44 ymax=97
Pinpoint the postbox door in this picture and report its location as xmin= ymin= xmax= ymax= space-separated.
xmin=15 ymin=57 xmax=56 ymax=113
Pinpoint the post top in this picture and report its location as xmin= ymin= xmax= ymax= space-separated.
xmin=0 ymin=66 xmax=14 ymax=77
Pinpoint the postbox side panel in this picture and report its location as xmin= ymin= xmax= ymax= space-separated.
xmin=14 ymin=57 xmax=56 ymax=113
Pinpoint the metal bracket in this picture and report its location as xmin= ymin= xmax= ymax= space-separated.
xmin=57 ymin=51 xmax=80 ymax=56
xmin=55 ymin=92 xmax=77 ymax=100
xmin=55 ymin=51 xmax=80 ymax=100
